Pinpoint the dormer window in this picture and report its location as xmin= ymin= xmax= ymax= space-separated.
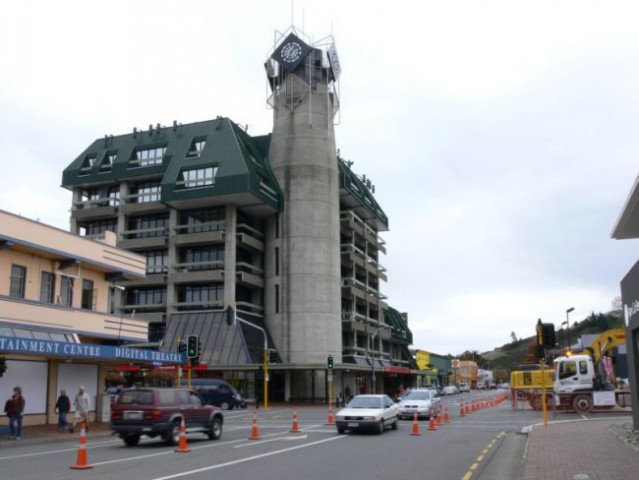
xmin=79 ymin=154 xmax=97 ymax=175
xmin=179 ymin=166 xmax=217 ymax=189
xmin=128 ymin=146 xmax=166 ymax=168
xmin=186 ymin=137 xmax=206 ymax=158
xmin=99 ymin=151 xmax=117 ymax=173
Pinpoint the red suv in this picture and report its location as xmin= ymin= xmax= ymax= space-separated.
xmin=110 ymin=387 xmax=223 ymax=447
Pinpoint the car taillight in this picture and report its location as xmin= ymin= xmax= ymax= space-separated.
xmin=111 ymin=409 xmax=122 ymax=421
xmin=149 ymin=409 xmax=162 ymax=422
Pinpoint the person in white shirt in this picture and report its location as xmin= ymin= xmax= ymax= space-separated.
xmin=69 ymin=386 xmax=91 ymax=433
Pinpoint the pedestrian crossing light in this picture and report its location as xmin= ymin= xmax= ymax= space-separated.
xmin=187 ymin=335 xmax=198 ymax=358
xmin=327 ymin=355 xmax=334 ymax=370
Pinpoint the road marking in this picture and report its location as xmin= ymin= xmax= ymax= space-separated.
xmin=460 ymin=431 xmax=505 ymax=480
xmin=234 ymin=434 xmax=308 ymax=448
xmin=150 ymin=436 xmax=345 ymax=480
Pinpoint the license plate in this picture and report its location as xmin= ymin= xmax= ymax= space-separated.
xmin=347 ymin=422 xmax=359 ymax=427
xmin=124 ymin=411 xmax=143 ymax=420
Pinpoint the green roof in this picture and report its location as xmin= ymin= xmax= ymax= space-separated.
xmin=62 ymin=117 xmax=283 ymax=214
xmin=338 ymin=157 xmax=389 ymax=231
xmin=384 ymin=306 xmax=413 ymax=345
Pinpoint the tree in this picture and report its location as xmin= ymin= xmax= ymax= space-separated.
xmin=510 ymin=331 xmax=518 ymax=344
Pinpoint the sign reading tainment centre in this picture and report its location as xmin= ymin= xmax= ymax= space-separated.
xmin=0 ymin=335 xmax=184 ymax=364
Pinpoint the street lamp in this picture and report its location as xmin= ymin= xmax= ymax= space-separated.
xmin=565 ymin=307 xmax=574 ymax=350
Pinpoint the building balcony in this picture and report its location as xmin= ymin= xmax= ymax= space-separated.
xmin=173 ymin=222 xmax=225 ymax=247
xmin=237 ymin=223 xmax=264 ymax=251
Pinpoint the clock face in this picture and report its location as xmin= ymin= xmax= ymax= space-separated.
xmin=281 ymin=42 xmax=303 ymax=63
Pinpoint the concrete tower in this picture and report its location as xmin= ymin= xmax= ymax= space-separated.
xmin=264 ymin=29 xmax=342 ymax=398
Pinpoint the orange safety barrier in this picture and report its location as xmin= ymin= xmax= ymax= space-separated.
xmin=69 ymin=423 xmax=93 ymax=470
xmin=175 ymin=417 xmax=190 ymax=453
xmin=410 ymin=411 xmax=421 ymax=436
xmin=249 ymin=409 xmax=261 ymax=440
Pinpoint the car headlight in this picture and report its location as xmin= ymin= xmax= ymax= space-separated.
xmin=362 ymin=415 xmax=380 ymax=421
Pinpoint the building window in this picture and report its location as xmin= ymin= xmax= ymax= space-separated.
xmin=99 ymin=151 xmax=117 ymax=173
xmin=179 ymin=246 xmax=224 ymax=271
xmin=40 ymin=271 xmax=55 ymax=303
xmin=179 ymin=167 xmax=217 ymax=189
xmin=10 ymin=265 xmax=26 ymax=298
xmin=179 ymin=208 xmax=225 ymax=234
xmin=128 ymin=146 xmax=166 ymax=168
xmin=79 ymin=154 xmax=97 ymax=175
xmin=60 ymin=276 xmax=74 ymax=307
xmin=186 ymin=137 xmax=206 ymax=157
xmin=141 ymin=250 xmax=168 ymax=274
xmin=131 ymin=181 xmax=161 ymax=203
xmin=177 ymin=284 xmax=223 ymax=310
xmin=127 ymin=214 xmax=169 ymax=238
xmin=79 ymin=219 xmax=118 ymax=237
xmin=275 ymin=283 xmax=280 ymax=314
xmin=127 ymin=287 xmax=166 ymax=311
xmin=274 ymin=247 xmax=280 ymax=276
xmin=107 ymin=186 xmax=120 ymax=207
xmin=81 ymin=279 xmax=94 ymax=310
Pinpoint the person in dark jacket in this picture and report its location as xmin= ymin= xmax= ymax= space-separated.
xmin=55 ymin=389 xmax=71 ymax=431
xmin=8 ymin=386 xmax=25 ymax=440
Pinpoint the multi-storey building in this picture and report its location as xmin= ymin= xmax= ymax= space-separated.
xmin=61 ymin=27 xmax=414 ymax=402
xmin=0 ymin=209 xmax=179 ymax=426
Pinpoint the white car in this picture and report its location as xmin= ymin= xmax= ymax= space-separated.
xmin=397 ymin=388 xmax=441 ymax=420
xmin=335 ymin=394 xmax=399 ymax=434
xmin=442 ymin=385 xmax=459 ymax=395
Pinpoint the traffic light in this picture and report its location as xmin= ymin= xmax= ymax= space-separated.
xmin=187 ymin=335 xmax=198 ymax=358
xmin=226 ymin=305 xmax=235 ymax=326
xmin=177 ymin=340 xmax=186 ymax=355
xmin=327 ymin=355 xmax=334 ymax=370
xmin=536 ymin=320 xmax=556 ymax=348
xmin=268 ymin=349 xmax=278 ymax=364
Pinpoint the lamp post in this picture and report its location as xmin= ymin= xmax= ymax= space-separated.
xmin=565 ymin=307 xmax=574 ymax=350
xmin=370 ymin=331 xmax=378 ymax=394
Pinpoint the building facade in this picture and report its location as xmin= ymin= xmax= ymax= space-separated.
xmin=60 ymin=27 xmax=414 ymax=402
xmin=0 ymin=209 xmax=179 ymax=426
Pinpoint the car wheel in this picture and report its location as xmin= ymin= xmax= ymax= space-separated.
xmin=220 ymin=401 xmax=230 ymax=410
xmin=337 ymin=427 xmax=346 ymax=434
xmin=207 ymin=417 xmax=222 ymax=440
xmin=164 ymin=421 xmax=181 ymax=446
xmin=377 ymin=420 xmax=385 ymax=435
xmin=123 ymin=434 xmax=140 ymax=447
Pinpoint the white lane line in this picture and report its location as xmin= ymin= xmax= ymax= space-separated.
xmin=150 ymin=436 xmax=345 ymax=480
xmin=234 ymin=434 xmax=308 ymax=448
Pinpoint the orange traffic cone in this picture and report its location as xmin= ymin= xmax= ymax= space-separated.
xmin=175 ymin=417 xmax=190 ymax=453
xmin=69 ymin=423 xmax=93 ymax=469
xmin=326 ymin=404 xmax=335 ymax=426
xmin=290 ymin=408 xmax=300 ymax=433
xmin=436 ymin=406 xmax=443 ymax=426
xmin=444 ymin=406 xmax=450 ymax=424
xmin=460 ymin=401 xmax=466 ymax=417
xmin=249 ymin=408 xmax=261 ymax=440
xmin=428 ymin=411 xmax=437 ymax=431
xmin=410 ymin=411 xmax=421 ymax=436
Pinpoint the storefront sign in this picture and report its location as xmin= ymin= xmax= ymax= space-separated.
xmin=0 ymin=335 xmax=184 ymax=364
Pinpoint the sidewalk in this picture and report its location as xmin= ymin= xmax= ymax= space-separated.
xmin=521 ymin=416 xmax=639 ymax=480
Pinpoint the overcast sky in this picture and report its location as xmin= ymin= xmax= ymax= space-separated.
xmin=2 ymin=0 xmax=639 ymax=356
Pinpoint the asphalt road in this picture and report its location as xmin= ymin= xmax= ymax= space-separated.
xmin=0 ymin=391 xmax=543 ymax=480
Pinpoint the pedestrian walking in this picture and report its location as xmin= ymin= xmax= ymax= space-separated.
xmin=69 ymin=386 xmax=90 ymax=433
xmin=55 ymin=389 xmax=71 ymax=431
xmin=7 ymin=386 xmax=25 ymax=440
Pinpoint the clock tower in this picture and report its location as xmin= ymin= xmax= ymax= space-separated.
xmin=264 ymin=28 xmax=342 ymax=400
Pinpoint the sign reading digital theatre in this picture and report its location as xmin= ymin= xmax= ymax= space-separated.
xmin=0 ymin=335 xmax=185 ymax=364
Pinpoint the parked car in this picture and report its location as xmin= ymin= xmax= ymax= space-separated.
xmin=458 ymin=382 xmax=470 ymax=393
xmin=188 ymin=378 xmax=246 ymax=410
xmin=441 ymin=385 xmax=459 ymax=395
xmin=335 ymin=394 xmax=399 ymax=434
xmin=110 ymin=387 xmax=223 ymax=447
xmin=396 ymin=388 xmax=441 ymax=420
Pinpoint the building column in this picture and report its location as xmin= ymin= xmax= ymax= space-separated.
xmin=224 ymin=205 xmax=237 ymax=308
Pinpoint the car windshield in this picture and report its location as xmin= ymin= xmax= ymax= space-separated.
xmin=348 ymin=396 xmax=382 ymax=409
xmin=404 ymin=391 xmax=431 ymax=400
